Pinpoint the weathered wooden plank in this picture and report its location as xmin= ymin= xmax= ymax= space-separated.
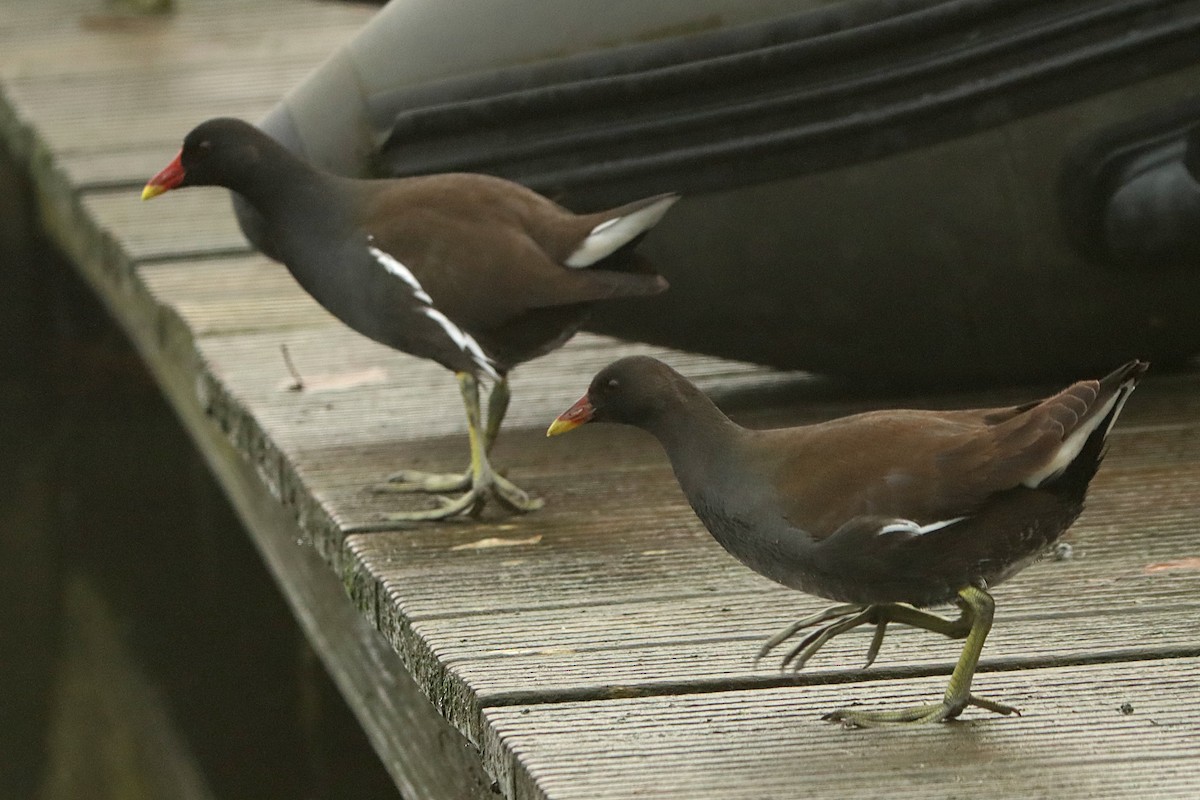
xmin=7 ymin=98 xmax=265 ymax=160
xmin=1 ymin=56 xmax=328 ymax=158
xmin=139 ymin=256 xmax=338 ymax=335
xmin=170 ymin=323 xmax=1197 ymax=742
xmin=111 ymin=240 xmax=1200 ymax=752
xmin=482 ymin=658 xmax=1200 ymax=800
xmin=87 ymin=188 xmax=250 ymax=261
xmin=4 ymin=59 xmax=320 ymax=119
xmin=175 ymin=323 xmax=785 ymax=449
xmin=0 ymin=0 xmax=372 ymax=81
xmin=59 ymin=148 xmax=210 ymax=192
xmin=38 ymin=96 xmax=273 ymax=156
xmin=142 ymin=269 xmax=1200 ymax=454
xmin=349 ymin=474 xmax=1200 ymax=741
xmin=426 ymin=598 xmax=1200 ymax=694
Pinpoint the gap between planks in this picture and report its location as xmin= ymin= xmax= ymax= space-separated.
xmin=481 ymin=658 xmax=1200 ymax=800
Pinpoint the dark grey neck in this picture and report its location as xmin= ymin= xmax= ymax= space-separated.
xmin=644 ymin=384 xmax=743 ymax=491
xmin=224 ymin=138 xmax=351 ymax=221
xmin=649 ymin=394 xmax=815 ymax=587
xmin=648 ymin=392 xmax=820 ymax=591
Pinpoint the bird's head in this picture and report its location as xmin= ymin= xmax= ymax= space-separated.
xmin=142 ymin=118 xmax=270 ymax=200
xmin=547 ymin=356 xmax=687 ymax=436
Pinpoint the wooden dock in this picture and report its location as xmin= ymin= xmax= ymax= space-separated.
xmin=3 ymin=0 xmax=1199 ymax=797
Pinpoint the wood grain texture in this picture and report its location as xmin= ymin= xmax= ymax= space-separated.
xmin=0 ymin=0 xmax=372 ymax=80
xmin=483 ymin=659 xmax=1200 ymax=800
xmin=88 ymin=189 xmax=251 ymax=262
xmin=2 ymin=60 xmax=313 ymax=156
xmin=67 ymin=185 xmax=1200 ymax=758
xmin=166 ymin=258 xmax=1200 ymax=746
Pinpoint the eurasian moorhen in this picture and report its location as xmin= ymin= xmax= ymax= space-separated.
xmin=548 ymin=355 xmax=1147 ymax=725
xmin=143 ymin=118 xmax=677 ymax=521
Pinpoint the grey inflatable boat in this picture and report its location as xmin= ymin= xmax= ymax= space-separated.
xmin=237 ymin=0 xmax=1200 ymax=384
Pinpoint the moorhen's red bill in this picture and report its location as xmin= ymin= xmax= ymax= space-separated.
xmin=548 ymin=355 xmax=1147 ymax=725
xmin=143 ymin=118 xmax=678 ymax=522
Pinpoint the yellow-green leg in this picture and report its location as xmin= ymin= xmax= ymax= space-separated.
xmin=374 ymin=376 xmax=523 ymax=490
xmin=823 ymin=586 xmax=1021 ymax=727
xmin=483 ymin=376 xmax=510 ymax=453
xmin=757 ymin=601 xmax=973 ymax=672
xmin=376 ymin=377 xmax=512 ymax=494
xmin=378 ymin=374 xmax=543 ymax=521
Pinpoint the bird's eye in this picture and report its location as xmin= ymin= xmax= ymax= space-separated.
xmin=606 ymin=377 xmax=620 ymax=391
xmin=197 ymin=139 xmax=212 ymax=151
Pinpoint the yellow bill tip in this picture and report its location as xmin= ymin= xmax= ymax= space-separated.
xmin=547 ymin=394 xmax=594 ymax=437
xmin=546 ymin=417 xmax=582 ymax=437
xmin=142 ymin=149 xmax=185 ymax=201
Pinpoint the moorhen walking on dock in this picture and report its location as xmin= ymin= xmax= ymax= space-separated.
xmin=143 ymin=118 xmax=677 ymax=521
xmin=548 ymin=356 xmax=1147 ymax=725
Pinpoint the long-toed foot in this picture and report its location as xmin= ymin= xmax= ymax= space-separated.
xmin=824 ymin=693 xmax=1021 ymax=727
xmin=373 ymin=468 xmax=471 ymax=494
xmin=371 ymin=373 xmax=543 ymax=522
xmin=379 ymin=483 xmax=540 ymax=521
xmin=755 ymin=604 xmax=874 ymax=672
xmin=381 ymin=466 xmax=543 ymax=522
xmin=814 ymin=586 xmax=1016 ymax=726
xmin=756 ymin=601 xmax=971 ymax=672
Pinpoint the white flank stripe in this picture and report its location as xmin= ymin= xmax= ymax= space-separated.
xmin=422 ymin=307 xmax=499 ymax=380
xmin=366 ymin=239 xmax=498 ymax=380
xmin=878 ymin=517 xmax=967 ymax=536
xmin=564 ymin=194 xmax=679 ymax=268
xmin=368 ymin=244 xmax=432 ymax=304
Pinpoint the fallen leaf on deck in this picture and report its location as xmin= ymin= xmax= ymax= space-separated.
xmin=1143 ymin=557 xmax=1200 ymax=573
xmin=276 ymin=366 xmax=388 ymax=392
xmin=451 ymin=534 xmax=543 ymax=551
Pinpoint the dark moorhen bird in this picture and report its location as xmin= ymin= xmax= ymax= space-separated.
xmin=143 ymin=118 xmax=677 ymax=521
xmin=548 ymin=356 xmax=1147 ymax=725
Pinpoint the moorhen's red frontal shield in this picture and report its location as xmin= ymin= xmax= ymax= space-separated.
xmin=141 ymin=150 xmax=185 ymax=200
xmin=546 ymin=394 xmax=594 ymax=437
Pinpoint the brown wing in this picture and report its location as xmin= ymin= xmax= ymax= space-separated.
xmin=761 ymin=371 xmax=1135 ymax=540
xmin=359 ymin=174 xmax=667 ymax=330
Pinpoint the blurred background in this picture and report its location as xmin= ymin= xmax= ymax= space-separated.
xmin=0 ymin=145 xmax=399 ymax=798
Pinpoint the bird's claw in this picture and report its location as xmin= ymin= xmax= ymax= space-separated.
xmin=372 ymin=468 xmax=471 ymax=494
xmin=377 ymin=470 xmax=541 ymax=522
xmin=490 ymin=472 xmax=544 ymax=513
xmin=755 ymin=604 xmax=868 ymax=671
xmin=823 ymin=693 xmax=1021 ymax=727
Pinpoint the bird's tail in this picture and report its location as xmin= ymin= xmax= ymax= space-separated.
xmin=564 ymin=193 xmax=679 ymax=269
xmin=1041 ymin=359 xmax=1148 ymax=494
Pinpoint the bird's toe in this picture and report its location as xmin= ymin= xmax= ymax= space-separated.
xmin=373 ymin=468 xmax=472 ymax=494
